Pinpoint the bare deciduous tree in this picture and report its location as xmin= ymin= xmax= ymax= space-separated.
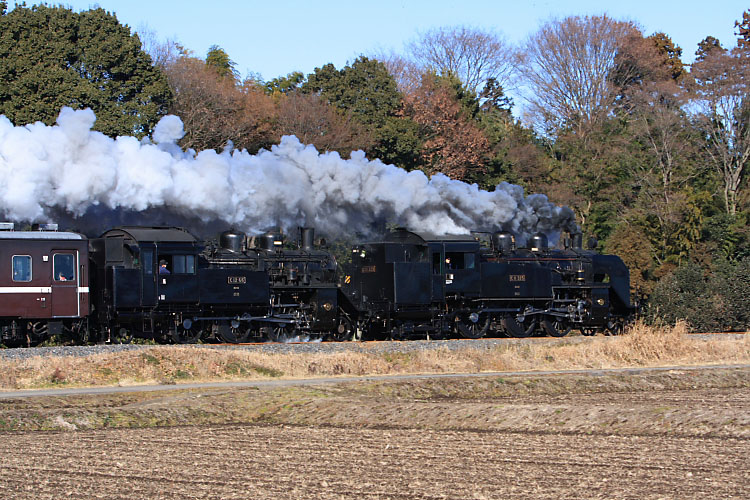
xmin=371 ymin=50 xmax=423 ymax=95
xmin=136 ymin=25 xmax=187 ymax=69
xmin=690 ymin=46 xmax=750 ymax=215
xmin=519 ymin=15 xmax=638 ymax=136
xmin=406 ymin=25 xmax=516 ymax=94
xmin=402 ymin=74 xmax=489 ymax=181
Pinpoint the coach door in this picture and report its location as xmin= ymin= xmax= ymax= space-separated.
xmin=51 ymin=251 xmax=79 ymax=317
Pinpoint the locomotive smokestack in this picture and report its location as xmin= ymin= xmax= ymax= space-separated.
xmin=300 ymin=227 xmax=314 ymax=251
xmin=572 ymin=233 xmax=583 ymax=250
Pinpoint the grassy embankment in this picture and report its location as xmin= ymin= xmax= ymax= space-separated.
xmin=0 ymin=322 xmax=747 ymax=390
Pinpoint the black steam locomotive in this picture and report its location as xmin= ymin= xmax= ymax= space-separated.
xmin=89 ymin=226 xmax=342 ymax=344
xmin=342 ymin=229 xmax=633 ymax=340
xmin=0 ymin=222 xmax=633 ymax=346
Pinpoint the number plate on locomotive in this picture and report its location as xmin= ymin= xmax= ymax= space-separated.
xmin=509 ymin=274 xmax=526 ymax=282
xmin=227 ymin=276 xmax=247 ymax=284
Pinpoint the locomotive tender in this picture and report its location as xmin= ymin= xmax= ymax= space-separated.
xmin=0 ymin=222 xmax=633 ymax=346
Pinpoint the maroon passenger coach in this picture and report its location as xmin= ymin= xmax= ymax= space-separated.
xmin=0 ymin=223 xmax=90 ymax=346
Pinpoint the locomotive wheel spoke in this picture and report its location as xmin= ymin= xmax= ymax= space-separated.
xmin=503 ymin=315 xmax=536 ymax=338
xmin=542 ymin=319 xmax=571 ymax=338
xmin=177 ymin=326 xmax=203 ymax=344
xmin=455 ymin=312 xmax=490 ymax=339
xmin=605 ymin=322 xmax=624 ymax=336
xmin=218 ymin=323 xmax=250 ymax=343
xmin=267 ymin=324 xmax=292 ymax=342
xmin=114 ymin=328 xmax=133 ymax=344
xmin=328 ymin=316 xmax=354 ymax=342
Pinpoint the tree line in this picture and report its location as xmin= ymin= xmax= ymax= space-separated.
xmin=1 ymin=2 xmax=748 ymax=329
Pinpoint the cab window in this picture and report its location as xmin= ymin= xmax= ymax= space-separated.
xmin=445 ymin=252 xmax=476 ymax=270
xmin=53 ymin=254 xmax=75 ymax=281
xmin=432 ymin=252 xmax=442 ymax=274
xmin=12 ymin=255 xmax=31 ymax=282
xmin=142 ymin=250 xmax=153 ymax=275
xmin=172 ymin=255 xmax=196 ymax=274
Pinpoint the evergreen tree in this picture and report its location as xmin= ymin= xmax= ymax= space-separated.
xmin=205 ymin=45 xmax=238 ymax=80
xmin=0 ymin=4 xmax=171 ymax=137
xmin=303 ymin=56 xmax=421 ymax=168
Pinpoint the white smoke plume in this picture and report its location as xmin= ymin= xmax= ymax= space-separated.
xmin=0 ymin=108 xmax=578 ymax=243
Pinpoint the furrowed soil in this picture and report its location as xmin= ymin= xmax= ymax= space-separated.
xmin=1 ymin=366 xmax=748 ymax=499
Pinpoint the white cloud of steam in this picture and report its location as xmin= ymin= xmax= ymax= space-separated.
xmin=0 ymin=108 xmax=578 ymax=243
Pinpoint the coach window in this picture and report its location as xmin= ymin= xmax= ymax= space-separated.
xmin=53 ymin=254 xmax=75 ymax=281
xmin=12 ymin=255 xmax=32 ymax=282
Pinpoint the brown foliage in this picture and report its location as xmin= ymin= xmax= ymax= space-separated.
xmin=605 ymin=222 xmax=655 ymax=295
xmin=402 ymin=75 xmax=489 ymax=180
xmin=736 ymin=10 xmax=750 ymax=49
xmin=1 ymin=324 xmax=748 ymax=391
xmin=275 ymin=92 xmax=373 ymax=156
xmin=613 ymin=31 xmax=682 ymax=92
xmin=165 ymin=57 xmax=276 ymax=153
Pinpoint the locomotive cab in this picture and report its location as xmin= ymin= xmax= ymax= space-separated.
xmin=91 ymin=226 xmax=269 ymax=342
xmin=92 ymin=227 xmax=201 ymax=309
xmin=426 ymin=237 xmax=482 ymax=300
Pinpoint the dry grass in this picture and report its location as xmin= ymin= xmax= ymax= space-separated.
xmin=0 ymin=322 xmax=748 ymax=390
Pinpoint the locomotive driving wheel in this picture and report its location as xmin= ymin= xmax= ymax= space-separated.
xmin=604 ymin=321 xmax=624 ymax=336
xmin=267 ymin=324 xmax=294 ymax=342
xmin=175 ymin=326 xmax=203 ymax=343
xmin=113 ymin=327 xmax=133 ymax=344
xmin=455 ymin=311 xmax=490 ymax=339
xmin=502 ymin=315 xmax=537 ymax=338
xmin=542 ymin=318 xmax=572 ymax=338
xmin=328 ymin=316 xmax=354 ymax=342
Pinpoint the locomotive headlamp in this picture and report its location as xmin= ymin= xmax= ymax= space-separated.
xmin=596 ymin=298 xmax=605 ymax=306
xmin=323 ymin=302 xmax=333 ymax=311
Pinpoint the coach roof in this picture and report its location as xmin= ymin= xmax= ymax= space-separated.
xmin=0 ymin=231 xmax=85 ymax=240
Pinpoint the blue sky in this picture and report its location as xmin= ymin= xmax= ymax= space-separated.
xmin=6 ymin=0 xmax=748 ymax=81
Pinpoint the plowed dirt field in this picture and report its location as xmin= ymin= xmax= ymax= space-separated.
xmin=1 ymin=425 xmax=747 ymax=499
xmin=0 ymin=367 xmax=748 ymax=499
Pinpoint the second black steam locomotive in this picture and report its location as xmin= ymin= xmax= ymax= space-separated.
xmin=0 ymin=223 xmax=633 ymax=346
xmin=342 ymin=229 xmax=632 ymax=340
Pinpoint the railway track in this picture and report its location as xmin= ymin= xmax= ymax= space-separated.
xmin=0 ymin=331 xmax=746 ymax=361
